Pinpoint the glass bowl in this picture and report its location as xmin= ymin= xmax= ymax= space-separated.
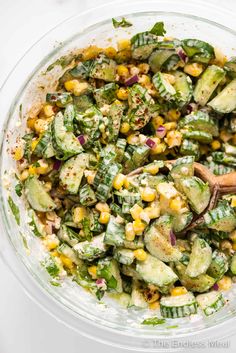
xmin=1 ymin=1 xmax=236 ymax=351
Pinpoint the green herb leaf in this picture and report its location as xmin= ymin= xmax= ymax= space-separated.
xmin=150 ymin=22 xmax=166 ymax=36
xmin=44 ymin=257 xmax=60 ymax=278
xmin=112 ymin=17 xmax=133 ymax=28
xmin=8 ymin=196 xmax=20 ymax=225
xmin=15 ymin=183 xmax=23 ymax=197
xmin=50 ymin=280 xmax=61 ymax=287
xmin=46 ymin=53 xmax=79 ymax=72
xmin=142 ymin=317 xmax=166 ymax=326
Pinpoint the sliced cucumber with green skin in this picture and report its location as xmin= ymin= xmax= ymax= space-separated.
xmin=136 ymin=254 xmax=178 ymax=288
xmin=224 ymin=57 xmax=236 ymax=78
xmin=70 ymin=60 xmax=94 ymax=79
xmin=148 ymin=49 xmax=176 ymax=73
xmin=186 ymin=238 xmax=212 ymax=278
xmin=33 ymin=129 xmax=51 ymax=157
xmin=179 ymin=111 xmax=219 ymax=136
xmin=173 ymin=212 xmax=193 ymax=233
xmin=172 ymin=71 xmax=193 ymax=107
xmin=123 ymin=144 xmax=150 ymax=174
xmin=193 ymin=65 xmax=225 ymax=106
xmin=181 ymin=130 xmax=213 ymax=144
xmin=46 ymin=93 xmax=73 ymax=107
xmin=64 ymin=103 xmax=76 ymax=132
xmin=93 ymin=83 xmax=118 ymax=107
xmin=114 ymin=248 xmax=135 ymax=265
xmin=28 ymin=209 xmax=46 ymax=237
xmin=97 ymin=257 xmax=123 ymax=293
xmin=57 ymin=243 xmax=80 ymax=265
xmin=177 ymin=176 xmax=210 ymax=214
xmin=129 ymin=280 xmax=148 ymax=309
xmin=152 ymin=72 xmax=176 ymax=101
xmin=73 ymin=94 xmax=94 ymax=112
xmin=160 ymin=293 xmax=198 ymax=318
xmin=180 ymin=139 xmax=200 ymax=160
xmin=79 ymin=184 xmax=97 ymax=206
xmin=208 ymin=79 xmax=236 ymax=113
xmin=163 ymin=54 xmax=179 ymax=71
xmin=57 ymin=224 xmax=81 ymax=247
xmin=223 ymin=143 xmax=236 ymax=156
xmin=152 ymin=215 xmax=173 ymax=239
xmin=196 ymin=292 xmax=225 ymax=316
xmin=104 ymin=216 xmax=125 ymax=247
xmin=73 ymin=233 xmax=108 ymax=261
xmin=211 ymin=152 xmax=236 ymax=167
xmin=89 ymin=55 xmax=117 ymax=82
xmin=204 ymin=202 xmax=236 ymax=232
xmin=121 ymin=265 xmax=142 ymax=280
xmin=170 ymin=156 xmax=195 ymax=180
xmin=95 ymin=162 xmax=122 ymax=202
xmin=123 ymin=237 xmax=144 ymax=250
xmin=230 ymin=253 xmax=236 ymax=275
xmin=181 ymin=39 xmax=215 ymax=63
xmin=25 ymin=176 xmax=56 ymax=212
xmin=107 ymin=101 xmax=125 ymax=143
xmin=203 ymin=160 xmax=235 ymax=175
xmin=175 ymin=262 xmax=216 ymax=293
xmin=131 ymin=32 xmax=159 ymax=60
xmin=52 ymin=112 xmax=83 ymax=159
xmin=207 ymin=250 xmax=229 ymax=279
xmin=59 ymin=153 xmax=89 ymax=194
xmin=76 ymin=106 xmax=102 ymax=144
xmin=115 ymin=138 xmax=127 ymax=163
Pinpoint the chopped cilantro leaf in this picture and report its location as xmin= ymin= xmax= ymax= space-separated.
xmin=112 ymin=17 xmax=133 ymax=28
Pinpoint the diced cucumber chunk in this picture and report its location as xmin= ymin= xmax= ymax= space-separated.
xmin=224 ymin=143 xmax=236 ymax=156
xmin=104 ymin=216 xmax=125 ymax=246
xmin=107 ymin=101 xmax=125 ymax=142
xmin=224 ymin=57 xmax=236 ymax=78
xmin=208 ymin=79 xmax=236 ymax=113
xmin=230 ymin=253 xmax=236 ymax=275
xmin=152 ymin=72 xmax=176 ymax=101
xmin=73 ymin=233 xmax=108 ymax=261
xmin=204 ymin=202 xmax=236 ymax=232
xmin=207 ymin=250 xmax=229 ymax=279
xmin=97 ymin=258 xmax=122 ymax=293
xmin=180 ymin=139 xmax=200 ymax=160
xmin=46 ymin=92 xmax=72 ymax=107
xmin=28 ymin=209 xmax=46 ymax=237
xmin=93 ymin=83 xmax=118 ymax=107
xmin=203 ymin=159 xmax=235 ymax=175
xmin=186 ymin=238 xmax=212 ymax=278
xmin=160 ymin=293 xmax=197 ymax=318
xmin=172 ymin=71 xmax=193 ymax=107
xmin=114 ymin=248 xmax=135 ymax=265
xmin=181 ymin=39 xmax=215 ymax=63
xmin=170 ymin=156 xmax=195 ymax=180
xmin=25 ymin=176 xmax=56 ymax=212
xmin=179 ymin=111 xmax=219 ymax=136
xmin=181 ymin=130 xmax=213 ymax=144
xmin=211 ymin=152 xmax=236 ymax=167
xmin=79 ymin=184 xmax=97 ymax=206
xmin=123 ymin=237 xmax=145 ymax=250
xmin=89 ymin=55 xmax=117 ymax=82
xmin=172 ymin=212 xmax=193 ymax=232
xmin=149 ymin=49 xmax=176 ymax=73
xmin=57 ymin=243 xmax=80 ymax=265
xmin=57 ymin=224 xmax=81 ymax=247
xmin=196 ymin=291 xmax=225 ymax=316
xmin=64 ymin=103 xmax=76 ymax=132
xmin=129 ymin=280 xmax=148 ymax=308
xmin=76 ymin=106 xmax=102 ymax=143
xmin=131 ymin=32 xmax=158 ymax=60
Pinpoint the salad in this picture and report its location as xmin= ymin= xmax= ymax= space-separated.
xmin=12 ymin=19 xmax=236 ymax=320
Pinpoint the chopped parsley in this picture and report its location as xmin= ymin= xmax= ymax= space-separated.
xmin=15 ymin=183 xmax=23 ymax=197
xmin=8 ymin=196 xmax=20 ymax=225
xmin=112 ymin=17 xmax=133 ymax=28
xmin=142 ymin=317 xmax=166 ymax=326
xmin=150 ymin=21 xmax=166 ymax=36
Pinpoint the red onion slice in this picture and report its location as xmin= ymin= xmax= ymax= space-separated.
xmin=170 ymin=230 xmax=176 ymax=246
xmin=176 ymin=47 xmax=188 ymax=63
xmin=186 ymin=103 xmax=198 ymax=115
xmin=145 ymin=138 xmax=156 ymax=148
xmin=96 ymin=278 xmax=107 ymax=290
xmin=77 ymin=134 xmax=86 ymax=145
xmin=212 ymin=283 xmax=219 ymax=291
xmin=124 ymin=75 xmax=139 ymax=86
xmin=53 ymin=160 xmax=62 ymax=170
xmin=156 ymin=125 xmax=166 ymax=138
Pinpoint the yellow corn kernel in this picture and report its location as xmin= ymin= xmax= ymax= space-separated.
xmin=144 ymin=164 xmax=159 ymax=175
xmin=27 ymin=117 xmax=37 ymax=130
xmin=31 ymin=139 xmax=39 ymax=152
xmin=133 ymin=219 xmax=146 ymax=235
xmin=60 ymin=254 xmax=73 ymax=270
xmin=83 ymin=45 xmax=102 ymax=60
xmin=65 ymin=80 xmax=88 ymax=96
xmin=34 ymin=119 xmax=49 ymax=134
xmin=232 ymin=243 xmax=236 ymax=251
xmin=140 ymin=187 xmax=156 ymax=202
xmin=116 ymin=49 xmax=132 ymax=62
xmin=217 ymin=276 xmax=232 ymax=291
xmin=73 ymin=206 xmax=87 ymax=223
xmin=163 ymin=122 xmax=177 ymax=131
xmin=184 ymin=62 xmax=204 ymax=77
xmin=117 ymin=64 xmax=129 ymax=77
xmin=130 ymin=204 xmax=143 ymax=220
xmin=138 ymin=63 xmax=150 ymax=74
xmin=151 ymin=116 xmax=164 ymax=129
xmin=13 ymin=146 xmax=24 ymax=161
xmin=150 ymin=142 xmax=166 ymax=155
xmin=169 ymin=198 xmax=183 ymax=213
xmin=20 ymin=169 xmax=29 ymax=181
xmin=117 ymin=87 xmax=128 ymax=100
xmin=213 ymin=47 xmax=228 ymax=67
xmin=165 ymin=109 xmax=181 ymax=121
xmin=127 ymin=133 xmax=140 ymax=145
xmin=113 ymin=173 xmax=126 ymax=190
xmin=145 ymin=206 xmax=160 ymax=220
xmin=163 ymin=73 xmax=176 ymax=85
xmin=85 ymin=170 xmax=96 ymax=185
xmin=120 ymin=122 xmax=130 ymax=134
xmin=149 ymin=301 xmax=160 ymax=310
xmin=123 ymin=177 xmax=130 ymax=189
xmin=170 ymin=286 xmax=188 ymax=296
xmin=211 ymin=140 xmax=221 ymax=150
xmin=99 ymin=212 xmax=110 ymax=224
xmin=43 ymin=104 xmax=54 ymax=118
xmin=44 ymin=235 xmax=59 ymax=251
xmin=104 ymin=46 xmax=117 ymax=58
xmin=229 ymin=230 xmax=236 ymax=242
xmin=36 ymin=160 xmax=49 ymax=175
xmin=117 ymin=39 xmax=131 ymax=51
xmin=139 ymin=74 xmax=151 ymax=87
xmin=95 ymin=202 xmax=110 ymax=213
xmin=133 ymin=249 xmax=148 ymax=261
xmin=50 ymin=250 xmax=59 ymax=258
xmin=165 ymin=130 xmax=182 ymax=148
xmin=220 ymin=240 xmax=232 ymax=251
xmin=220 ymin=129 xmax=233 ymax=143
xmin=28 ymin=165 xmax=37 ymax=175
xmin=231 ymin=196 xmax=236 ymax=208
xmin=125 ymin=222 xmax=136 ymax=241
xmin=44 ymin=181 xmax=52 ymax=192
xmin=88 ymin=265 xmax=98 ymax=279
xmin=164 ymin=36 xmax=174 ymax=41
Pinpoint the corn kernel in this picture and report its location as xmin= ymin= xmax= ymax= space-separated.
xmin=232 ymin=243 xmax=236 ymax=251
xmin=117 ymin=65 xmax=129 ymax=77
xmin=34 ymin=119 xmax=49 ymax=134
xmin=116 ymin=49 xmax=132 ymax=62
xmin=163 ymin=122 xmax=177 ymax=131
xmin=213 ymin=47 xmax=228 ymax=67
xmin=165 ymin=109 xmax=181 ymax=121
xmin=28 ymin=165 xmax=37 ymax=175
xmin=36 ymin=160 xmax=49 ymax=175
xmin=220 ymin=240 xmax=232 ymax=251
xmin=133 ymin=219 xmax=146 ymax=235
xmin=14 ymin=146 xmax=24 ymax=161
xmin=140 ymin=187 xmax=156 ymax=202
xmin=99 ymin=212 xmax=110 ymax=224
xmin=60 ymin=254 xmax=73 ymax=269
xmin=104 ymin=46 xmax=117 ymax=58
xmin=133 ymin=249 xmax=147 ymax=261
xmin=88 ymin=265 xmax=97 ymax=279
xmin=130 ymin=204 xmax=143 ymax=220
xmin=151 ymin=116 xmax=164 ymax=129
xmin=27 ymin=117 xmax=37 ymax=130
xmin=125 ymin=222 xmax=136 ymax=241
xmin=95 ymin=202 xmax=110 ymax=213
xmin=144 ymin=285 xmax=160 ymax=303
xmin=138 ymin=74 xmax=151 ymax=87
xmin=143 ymin=164 xmax=159 ymax=175
xmin=163 ymin=73 xmax=176 ymax=85
xmin=117 ymin=87 xmax=128 ymax=100
xmin=169 ymin=198 xmax=184 ymax=213
xmin=44 ymin=181 xmax=52 ymax=192
xmin=170 ymin=286 xmax=188 ymax=296
xmin=43 ymin=235 xmax=59 ymax=251
xmin=229 ymin=230 xmax=236 ymax=242
xmin=149 ymin=301 xmax=160 ymax=310
xmin=184 ymin=63 xmax=204 ymax=77
xmin=123 ymin=177 xmax=130 ymax=189
xmin=85 ymin=170 xmax=96 ymax=185
xmin=127 ymin=133 xmax=140 ymax=145
xmin=20 ymin=169 xmax=29 ymax=181
xmin=73 ymin=206 xmax=87 ymax=223
xmin=220 ymin=129 xmax=233 ymax=143
xmin=150 ymin=142 xmax=166 ymax=155
xmin=217 ymin=276 xmax=232 ymax=291
xmin=31 ymin=139 xmax=39 ymax=152
xmin=64 ymin=80 xmax=88 ymax=96
xmin=231 ymin=196 xmax=236 ymax=208
xmin=83 ymin=45 xmax=102 ymax=60
xmin=117 ymin=39 xmax=131 ymax=51
xmin=165 ymin=130 xmax=182 ymax=148
xmin=145 ymin=206 xmax=160 ymax=220
xmin=120 ymin=122 xmax=130 ymax=134
xmin=43 ymin=104 xmax=54 ymax=118
xmin=211 ymin=140 xmax=221 ymax=150
xmin=113 ymin=173 xmax=126 ymax=190
xmin=138 ymin=63 xmax=150 ymax=74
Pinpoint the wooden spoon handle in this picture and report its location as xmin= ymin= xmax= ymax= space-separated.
xmin=215 ymin=171 xmax=236 ymax=193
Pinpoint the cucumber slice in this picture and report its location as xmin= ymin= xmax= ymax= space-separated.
xmin=224 ymin=57 xmax=236 ymax=78
xmin=177 ymin=176 xmax=210 ymax=214
xmin=181 ymin=130 xmax=213 ymax=143
xmin=76 ymin=106 xmax=102 ymax=144
xmin=175 ymin=262 xmax=215 ymax=293
xmin=33 ymin=129 xmax=51 ymax=158
xmin=196 ymin=292 xmax=225 ymax=316
xmin=152 ymin=72 xmax=176 ymax=101
xmin=129 ymin=280 xmax=148 ymax=308
xmin=70 ymin=60 xmax=93 ymax=79
xmin=123 ymin=144 xmax=150 ymax=173
xmin=107 ymin=101 xmax=125 ymax=142
xmin=203 ymin=160 xmax=235 ymax=175
xmin=57 ymin=224 xmax=81 ymax=247
xmin=136 ymin=254 xmax=178 ymax=288
xmin=73 ymin=233 xmax=108 ymax=261
xmin=186 ymin=238 xmax=212 ymax=278
xmin=172 ymin=71 xmax=193 ymax=107
xmin=204 ymin=202 xmax=236 ymax=232
xmin=151 ymin=214 xmax=173 ymax=239
xmin=170 ymin=156 xmax=195 ymax=180
xmin=207 ymin=250 xmax=229 ymax=279
xmin=46 ymin=92 xmax=72 ymax=107
xmin=93 ymin=83 xmax=118 ymax=107
xmin=230 ymin=253 xmax=236 ymax=275
xmin=131 ymin=32 xmax=158 ymax=60
xmin=104 ymin=216 xmax=125 ymax=247
xmin=79 ymin=184 xmax=97 ymax=206
xmin=208 ymin=79 xmax=236 ymax=113
xmin=114 ymin=248 xmax=135 ymax=265
xmin=160 ymin=293 xmax=197 ymax=318
xmin=25 ymin=176 xmax=56 ymax=212
xmin=73 ymin=94 xmax=94 ymax=112
xmin=97 ymin=258 xmax=122 ymax=293
xmin=193 ymin=65 xmax=225 ymax=106
xmin=59 ymin=153 xmax=89 ymax=194
xmin=89 ymin=55 xmax=117 ymax=82
xmin=52 ymin=112 xmax=83 ymax=159
xmin=179 ymin=111 xmax=219 ymax=136
xmin=95 ymin=162 xmax=121 ymax=202
xmin=211 ymin=152 xmax=236 ymax=167
xmin=172 ymin=212 xmax=193 ymax=233
xmin=148 ymin=49 xmax=176 ymax=73
xmin=181 ymin=39 xmax=215 ymax=63
xmin=28 ymin=209 xmax=46 ymax=237
xmin=64 ymin=103 xmax=75 ymax=132
xmin=224 ymin=143 xmax=236 ymax=156
xmin=123 ymin=237 xmax=144 ymax=250
xmin=57 ymin=243 xmax=80 ymax=265
xmin=180 ymin=139 xmax=200 ymax=160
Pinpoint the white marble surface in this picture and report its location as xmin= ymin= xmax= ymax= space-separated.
xmin=0 ymin=0 xmax=236 ymax=352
